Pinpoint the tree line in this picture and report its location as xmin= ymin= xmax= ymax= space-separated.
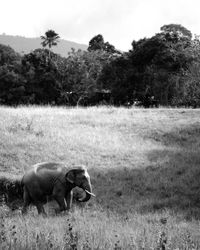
xmin=1 ymin=24 xmax=200 ymax=107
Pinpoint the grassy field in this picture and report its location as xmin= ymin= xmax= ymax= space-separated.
xmin=0 ymin=106 xmax=200 ymax=249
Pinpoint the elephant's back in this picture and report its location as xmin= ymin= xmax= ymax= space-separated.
xmin=35 ymin=162 xmax=65 ymax=172
xmin=33 ymin=162 xmax=68 ymax=175
xmin=23 ymin=162 xmax=68 ymax=181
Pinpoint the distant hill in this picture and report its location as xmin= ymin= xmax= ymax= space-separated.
xmin=0 ymin=34 xmax=88 ymax=57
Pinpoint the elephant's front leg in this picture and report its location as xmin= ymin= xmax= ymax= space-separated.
xmin=53 ymin=188 xmax=67 ymax=212
xmin=54 ymin=194 xmax=67 ymax=212
xmin=65 ymin=190 xmax=73 ymax=210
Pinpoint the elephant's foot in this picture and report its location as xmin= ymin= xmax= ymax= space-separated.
xmin=55 ymin=207 xmax=70 ymax=216
xmin=36 ymin=204 xmax=47 ymax=216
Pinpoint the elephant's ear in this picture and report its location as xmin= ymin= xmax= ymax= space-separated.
xmin=66 ymin=170 xmax=75 ymax=184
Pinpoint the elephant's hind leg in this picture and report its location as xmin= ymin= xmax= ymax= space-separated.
xmin=22 ymin=187 xmax=31 ymax=214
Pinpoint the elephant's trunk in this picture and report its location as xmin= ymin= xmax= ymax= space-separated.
xmin=78 ymin=182 xmax=94 ymax=202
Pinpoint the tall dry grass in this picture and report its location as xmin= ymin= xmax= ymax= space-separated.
xmin=0 ymin=106 xmax=200 ymax=249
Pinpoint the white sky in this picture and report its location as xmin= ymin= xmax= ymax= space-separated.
xmin=0 ymin=0 xmax=200 ymax=51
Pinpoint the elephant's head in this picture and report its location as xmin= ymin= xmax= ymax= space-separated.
xmin=66 ymin=166 xmax=95 ymax=202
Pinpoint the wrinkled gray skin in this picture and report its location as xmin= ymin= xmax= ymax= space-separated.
xmin=22 ymin=162 xmax=93 ymax=215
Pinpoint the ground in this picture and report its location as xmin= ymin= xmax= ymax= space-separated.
xmin=0 ymin=106 xmax=200 ymax=249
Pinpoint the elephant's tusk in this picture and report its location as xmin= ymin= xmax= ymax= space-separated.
xmin=84 ymin=189 xmax=96 ymax=197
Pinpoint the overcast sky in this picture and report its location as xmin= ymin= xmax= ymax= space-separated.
xmin=0 ymin=0 xmax=200 ymax=51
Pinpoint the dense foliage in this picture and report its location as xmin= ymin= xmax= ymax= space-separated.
xmin=1 ymin=24 xmax=200 ymax=107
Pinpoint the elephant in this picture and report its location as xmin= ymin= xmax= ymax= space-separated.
xmin=21 ymin=162 xmax=95 ymax=215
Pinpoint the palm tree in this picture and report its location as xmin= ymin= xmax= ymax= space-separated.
xmin=41 ymin=30 xmax=60 ymax=59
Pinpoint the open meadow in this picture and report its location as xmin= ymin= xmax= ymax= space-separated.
xmin=0 ymin=106 xmax=200 ymax=249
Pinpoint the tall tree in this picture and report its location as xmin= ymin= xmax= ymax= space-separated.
xmin=21 ymin=49 xmax=60 ymax=104
xmin=160 ymin=24 xmax=192 ymax=41
xmin=41 ymin=30 xmax=60 ymax=59
xmin=129 ymin=24 xmax=193 ymax=105
xmin=57 ymin=48 xmax=115 ymax=106
xmin=0 ymin=44 xmax=21 ymax=66
xmin=88 ymin=34 xmax=119 ymax=54
xmin=0 ymin=44 xmax=24 ymax=105
xmin=41 ymin=30 xmax=60 ymax=49
xmin=88 ymin=34 xmax=105 ymax=51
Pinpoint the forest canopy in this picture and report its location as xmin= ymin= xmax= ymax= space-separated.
xmin=0 ymin=24 xmax=200 ymax=107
